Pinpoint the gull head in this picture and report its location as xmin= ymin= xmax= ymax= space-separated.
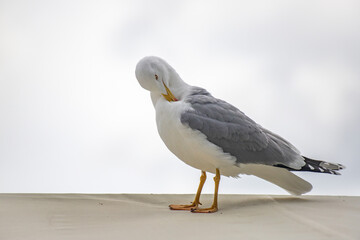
xmin=135 ymin=56 xmax=180 ymax=102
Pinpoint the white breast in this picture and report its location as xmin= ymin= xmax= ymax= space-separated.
xmin=154 ymin=97 xmax=242 ymax=177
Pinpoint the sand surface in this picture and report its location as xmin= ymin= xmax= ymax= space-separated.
xmin=0 ymin=194 xmax=359 ymax=240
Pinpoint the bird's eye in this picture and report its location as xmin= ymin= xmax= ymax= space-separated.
xmin=155 ymin=74 xmax=159 ymax=80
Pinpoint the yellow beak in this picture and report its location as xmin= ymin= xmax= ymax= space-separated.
xmin=162 ymin=81 xmax=178 ymax=102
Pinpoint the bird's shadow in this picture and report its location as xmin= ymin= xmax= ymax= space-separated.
xmin=219 ymin=195 xmax=317 ymax=210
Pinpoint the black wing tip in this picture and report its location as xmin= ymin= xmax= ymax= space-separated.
xmin=275 ymin=156 xmax=345 ymax=175
xmin=337 ymin=164 xmax=346 ymax=170
xmin=302 ymin=156 xmax=345 ymax=172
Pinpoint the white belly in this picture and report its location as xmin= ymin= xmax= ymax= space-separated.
xmin=154 ymin=98 xmax=241 ymax=177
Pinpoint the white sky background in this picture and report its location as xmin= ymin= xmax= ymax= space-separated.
xmin=1 ymin=0 xmax=359 ymax=195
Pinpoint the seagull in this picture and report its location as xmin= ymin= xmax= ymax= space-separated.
xmin=135 ymin=56 xmax=345 ymax=213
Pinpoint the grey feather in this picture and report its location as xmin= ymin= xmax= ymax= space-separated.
xmin=181 ymin=87 xmax=304 ymax=168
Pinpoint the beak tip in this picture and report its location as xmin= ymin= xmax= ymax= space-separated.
xmin=162 ymin=82 xmax=178 ymax=102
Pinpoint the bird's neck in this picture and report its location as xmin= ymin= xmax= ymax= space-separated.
xmin=170 ymin=78 xmax=191 ymax=98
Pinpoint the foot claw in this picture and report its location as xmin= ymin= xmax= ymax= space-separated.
xmin=169 ymin=203 xmax=199 ymax=211
xmin=191 ymin=207 xmax=218 ymax=213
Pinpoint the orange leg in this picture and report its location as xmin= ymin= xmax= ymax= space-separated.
xmin=169 ymin=171 xmax=206 ymax=211
xmin=191 ymin=168 xmax=220 ymax=213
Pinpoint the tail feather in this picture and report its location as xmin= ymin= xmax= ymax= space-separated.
xmin=241 ymin=164 xmax=313 ymax=195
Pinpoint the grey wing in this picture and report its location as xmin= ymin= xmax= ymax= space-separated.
xmin=181 ymin=87 xmax=305 ymax=169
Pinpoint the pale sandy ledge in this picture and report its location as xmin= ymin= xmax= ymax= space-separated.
xmin=0 ymin=194 xmax=359 ymax=240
